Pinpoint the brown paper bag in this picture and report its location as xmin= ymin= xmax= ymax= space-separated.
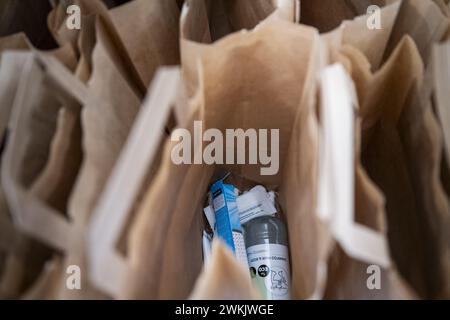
xmin=300 ymin=0 xmax=392 ymax=33
xmin=180 ymin=0 xmax=299 ymax=98
xmin=48 ymin=1 xmax=98 ymax=82
xmin=0 ymin=0 xmax=57 ymax=49
xmin=121 ymin=20 xmax=322 ymax=299
xmin=55 ymin=20 xmax=141 ymax=297
xmin=189 ymin=240 xmax=260 ymax=300
xmin=328 ymin=36 xmax=439 ymax=298
xmin=109 ymin=0 xmax=180 ymax=86
xmin=48 ymin=0 xmax=109 ymax=50
xmin=1 ymin=52 xmax=84 ymax=250
xmin=0 ymin=33 xmax=77 ymax=299
xmin=1 ymin=105 xmax=81 ymax=300
xmin=433 ymin=41 xmax=450 ymax=200
xmin=0 ymin=52 xmax=113 ymax=299
xmin=49 ymin=0 xmax=180 ymax=87
xmin=86 ymin=67 xmax=181 ymax=297
xmin=433 ymin=0 xmax=450 ymax=17
xmin=317 ymin=0 xmax=450 ymax=71
xmin=21 ymin=257 xmax=64 ymax=300
xmin=321 ymin=1 xmax=401 ymax=71
xmin=0 ymin=186 xmax=14 ymax=253
xmin=311 ymin=60 xmax=414 ymax=299
xmin=0 ymin=33 xmax=77 ymax=138
xmin=382 ymin=0 xmax=450 ymax=66
xmin=121 ymin=15 xmax=417 ymax=300
xmin=54 ymin=0 xmax=180 ymax=299
xmin=360 ymin=36 xmax=450 ymax=298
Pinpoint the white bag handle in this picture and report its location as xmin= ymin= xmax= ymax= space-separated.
xmin=318 ymin=64 xmax=391 ymax=268
xmin=1 ymin=52 xmax=100 ymax=251
xmin=88 ymin=67 xmax=181 ymax=296
xmin=314 ymin=64 xmax=392 ymax=299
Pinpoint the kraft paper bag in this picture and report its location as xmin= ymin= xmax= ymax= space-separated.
xmin=21 ymin=257 xmax=64 ymax=300
xmin=0 ymin=186 xmax=14 ymax=254
xmin=0 ymin=36 xmax=77 ymax=299
xmin=360 ymin=36 xmax=450 ymax=298
xmin=0 ymin=33 xmax=77 ymax=138
xmin=0 ymin=234 xmax=52 ymax=299
xmin=1 ymin=53 xmax=82 ymax=248
xmin=0 ymin=52 xmax=85 ymax=298
xmin=321 ymin=1 xmax=401 ymax=71
xmin=121 ymin=20 xmax=321 ymax=299
xmin=54 ymin=20 xmax=141 ymax=300
xmin=319 ymin=66 xmax=415 ymax=298
xmin=398 ymin=83 xmax=450 ymax=299
xmin=382 ymin=0 xmax=450 ymax=66
xmin=180 ymin=0 xmax=298 ymax=97
xmin=48 ymin=0 xmax=99 ymax=82
xmin=433 ymin=42 xmax=450 ymax=199
xmin=83 ymin=67 xmax=180 ymax=298
xmin=433 ymin=0 xmax=450 ymax=17
xmin=49 ymin=0 xmax=180 ymax=87
xmin=432 ymin=43 xmax=450 ymax=294
xmin=0 ymin=180 xmax=53 ymax=299
xmin=53 ymin=0 xmax=180 ymax=299
xmin=29 ymin=108 xmax=82 ymax=216
xmin=322 ymin=165 xmax=416 ymax=299
xmin=109 ymin=0 xmax=180 ymax=87
xmin=181 ymin=0 xmax=276 ymax=43
xmin=320 ymin=0 xmax=450 ymax=71
xmin=0 ymin=107 xmax=81 ymax=300
xmin=0 ymin=32 xmax=30 ymax=51
xmin=49 ymin=0 xmax=144 ymax=92
xmin=0 ymin=185 xmax=15 ymax=294
xmin=48 ymin=0 xmax=109 ymax=50
xmin=300 ymin=0 xmax=392 ymax=33
xmin=305 ymin=51 xmax=415 ymax=299
xmin=122 ymin=19 xmax=413 ymax=299
xmin=0 ymin=0 xmax=57 ymax=49
xmin=189 ymin=240 xmax=260 ymax=300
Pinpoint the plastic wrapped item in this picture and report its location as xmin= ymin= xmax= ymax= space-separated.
xmin=203 ymin=178 xmax=291 ymax=300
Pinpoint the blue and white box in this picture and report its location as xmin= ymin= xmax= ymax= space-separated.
xmin=210 ymin=179 xmax=248 ymax=266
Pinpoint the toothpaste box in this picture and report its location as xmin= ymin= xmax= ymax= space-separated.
xmin=210 ymin=179 xmax=248 ymax=266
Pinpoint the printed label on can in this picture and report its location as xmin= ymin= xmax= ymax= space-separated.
xmin=247 ymin=244 xmax=290 ymax=300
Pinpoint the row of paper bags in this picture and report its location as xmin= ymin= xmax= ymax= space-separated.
xmin=0 ymin=0 xmax=449 ymax=300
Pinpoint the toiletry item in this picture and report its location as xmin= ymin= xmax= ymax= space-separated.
xmin=244 ymin=216 xmax=291 ymax=300
xmin=236 ymin=185 xmax=277 ymax=224
xmin=210 ymin=179 xmax=248 ymax=266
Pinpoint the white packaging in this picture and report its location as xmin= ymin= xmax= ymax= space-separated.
xmin=236 ymin=186 xmax=277 ymax=224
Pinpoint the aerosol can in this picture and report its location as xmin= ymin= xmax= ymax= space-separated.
xmin=244 ymin=216 xmax=291 ymax=300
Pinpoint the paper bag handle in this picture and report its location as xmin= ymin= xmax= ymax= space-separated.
xmin=318 ymin=64 xmax=391 ymax=267
xmin=314 ymin=64 xmax=391 ymax=299
xmin=1 ymin=52 xmax=99 ymax=251
xmin=88 ymin=67 xmax=181 ymax=296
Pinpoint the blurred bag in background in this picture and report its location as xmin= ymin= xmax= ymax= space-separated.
xmin=0 ymin=0 xmax=449 ymax=300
